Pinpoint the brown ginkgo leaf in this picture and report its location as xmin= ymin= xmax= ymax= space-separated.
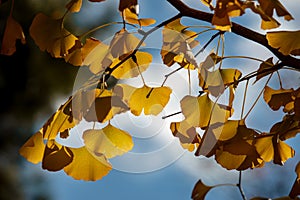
xmin=191 ymin=179 xmax=214 ymax=200
xmin=66 ymin=0 xmax=82 ymax=13
xmin=1 ymin=16 xmax=26 ymax=55
xmin=30 ymin=13 xmax=77 ymax=58
xmin=263 ymin=86 xmax=294 ymax=111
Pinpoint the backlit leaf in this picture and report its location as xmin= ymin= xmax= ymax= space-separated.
xmin=180 ymin=94 xmax=232 ymax=129
xmin=109 ymin=51 xmax=152 ymax=79
xmin=84 ymin=89 xmax=129 ymax=123
xmin=295 ymin=161 xmax=300 ymax=181
xmin=119 ymin=0 xmax=137 ymax=12
xmin=289 ymin=179 xmax=300 ymax=199
xmin=83 ymin=124 xmax=133 ymax=159
xmin=109 ymin=29 xmax=141 ymax=58
xmin=200 ymin=52 xmax=223 ymax=70
xmin=42 ymin=97 xmax=76 ymax=140
xmin=19 ymin=131 xmax=45 ymax=164
xmin=1 ymin=16 xmax=26 ymax=55
xmin=212 ymin=0 xmax=245 ymax=31
xmin=30 ymin=13 xmax=77 ymax=58
xmin=191 ymin=179 xmax=214 ymax=200
xmin=270 ymin=115 xmax=300 ymax=141
xmin=255 ymin=57 xmax=274 ymax=83
xmin=161 ymin=18 xmax=199 ymax=69
xmin=129 ymin=85 xmax=172 ymax=116
xmin=42 ymin=140 xmax=73 ymax=171
xmin=123 ymin=8 xmax=156 ymax=26
xmin=66 ymin=0 xmax=82 ymax=12
xmin=263 ymin=86 xmax=294 ymax=111
xmin=214 ymin=120 xmax=263 ymax=170
xmin=64 ymin=146 xmax=112 ymax=181
xmin=266 ymin=31 xmax=300 ymax=56
xmin=255 ymin=134 xmax=295 ymax=165
xmin=170 ymin=120 xmax=200 ymax=152
xmin=258 ymin=0 xmax=293 ymax=21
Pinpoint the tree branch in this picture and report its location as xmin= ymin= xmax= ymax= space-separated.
xmin=166 ymin=0 xmax=300 ymax=70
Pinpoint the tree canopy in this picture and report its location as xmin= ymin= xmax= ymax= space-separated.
xmin=2 ymin=0 xmax=300 ymax=199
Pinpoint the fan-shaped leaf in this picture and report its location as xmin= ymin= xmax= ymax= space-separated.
xmin=191 ymin=180 xmax=214 ymax=200
xmin=83 ymin=124 xmax=133 ymax=159
xmin=266 ymin=31 xmax=300 ymax=56
xmin=1 ymin=16 xmax=25 ymax=55
xmin=42 ymin=97 xmax=76 ymax=140
xmin=66 ymin=0 xmax=82 ymax=12
xmin=42 ymin=140 xmax=73 ymax=171
xmin=263 ymin=86 xmax=294 ymax=111
xmin=64 ymin=146 xmax=112 ymax=181
xmin=19 ymin=131 xmax=45 ymax=164
xmin=258 ymin=0 xmax=293 ymax=21
xmin=129 ymin=85 xmax=172 ymax=116
xmin=30 ymin=13 xmax=77 ymax=58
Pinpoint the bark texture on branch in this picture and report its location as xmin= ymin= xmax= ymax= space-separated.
xmin=167 ymin=0 xmax=300 ymax=70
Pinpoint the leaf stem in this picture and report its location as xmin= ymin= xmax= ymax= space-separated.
xmin=79 ymin=22 xmax=123 ymax=39
xmin=162 ymin=111 xmax=182 ymax=119
xmin=237 ymin=171 xmax=247 ymax=200
xmin=9 ymin=0 xmax=14 ymax=16
xmin=161 ymin=66 xmax=183 ymax=87
xmin=243 ymin=73 xmax=272 ymax=119
xmin=241 ymin=79 xmax=249 ymax=119
xmin=195 ymin=31 xmax=222 ymax=57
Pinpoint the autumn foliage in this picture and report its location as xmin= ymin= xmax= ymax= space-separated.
xmin=2 ymin=0 xmax=300 ymax=199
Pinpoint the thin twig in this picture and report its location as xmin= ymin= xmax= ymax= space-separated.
xmin=237 ymin=171 xmax=247 ymax=200
xmin=162 ymin=111 xmax=182 ymax=119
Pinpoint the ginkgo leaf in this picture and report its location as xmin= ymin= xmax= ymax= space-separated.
xmin=82 ymin=39 xmax=110 ymax=74
xmin=161 ymin=18 xmax=199 ymax=69
xmin=109 ymin=29 xmax=141 ymax=58
xmin=180 ymin=94 xmax=232 ymax=129
xmin=30 ymin=13 xmax=77 ymax=58
xmin=255 ymin=57 xmax=274 ymax=83
xmin=129 ymin=85 xmax=172 ymax=116
xmin=66 ymin=0 xmax=82 ymax=12
xmin=170 ymin=120 xmax=200 ymax=152
xmin=19 ymin=131 xmax=45 ymax=164
xmin=258 ymin=0 xmax=293 ymax=21
xmin=42 ymin=97 xmax=76 ymax=140
xmin=266 ymin=31 xmax=300 ymax=56
xmin=200 ymin=52 xmax=223 ymax=69
xmin=83 ymin=124 xmax=133 ymax=159
xmin=270 ymin=115 xmax=300 ymax=141
xmin=263 ymin=86 xmax=294 ymax=111
xmin=191 ymin=179 xmax=214 ymax=200
xmin=84 ymin=89 xmax=129 ymax=123
xmin=65 ymin=38 xmax=103 ymax=67
xmin=1 ymin=16 xmax=26 ymax=55
xmin=123 ymin=8 xmax=156 ymax=26
xmin=212 ymin=0 xmax=245 ymax=31
xmin=113 ymin=84 xmax=137 ymax=105
xmin=255 ymin=134 xmax=295 ymax=165
xmin=109 ymin=51 xmax=152 ymax=79
xmin=42 ymin=140 xmax=73 ymax=171
xmin=64 ymin=146 xmax=112 ymax=181
xmin=214 ymin=120 xmax=263 ymax=170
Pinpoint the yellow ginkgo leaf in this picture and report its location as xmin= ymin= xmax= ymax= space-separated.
xmin=42 ymin=140 xmax=73 ymax=171
xmin=181 ymin=94 xmax=231 ymax=129
xmin=42 ymin=97 xmax=76 ymax=140
xmin=82 ymin=39 xmax=110 ymax=74
xmin=129 ymin=85 xmax=172 ymax=116
xmin=254 ymin=134 xmax=295 ymax=165
xmin=191 ymin=179 xmax=214 ymax=200
xmin=66 ymin=0 xmax=82 ymax=12
xmin=270 ymin=115 xmax=300 ymax=141
xmin=19 ymin=131 xmax=45 ymax=164
xmin=30 ymin=13 xmax=77 ymax=58
xmin=266 ymin=31 xmax=300 ymax=56
xmin=64 ymin=146 xmax=112 ymax=181
xmin=1 ymin=16 xmax=26 ymax=55
xmin=123 ymin=8 xmax=156 ymax=26
xmin=83 ymin=124 xmax=133 ymax=159
xmin=109 ymin=51 xmax=152 ymax=79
